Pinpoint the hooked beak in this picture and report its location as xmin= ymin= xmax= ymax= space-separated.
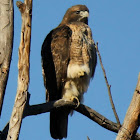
xmin=80 ymin=11 xmax=89 ymax=18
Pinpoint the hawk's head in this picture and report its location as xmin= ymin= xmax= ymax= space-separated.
xmin=61 ymin=5 xmax=89 ymax=25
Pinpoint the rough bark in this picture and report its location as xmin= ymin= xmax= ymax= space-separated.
xmin=0 ymin=0 xmax=14 ymax=117
xmin=6 ymin=0 xmax=32 ymax=140
xmin=116 ymin=73 xmax=140 ymax=140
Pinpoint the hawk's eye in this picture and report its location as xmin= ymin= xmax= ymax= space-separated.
xmin=76 ymin=10 xmax=80 ymax=14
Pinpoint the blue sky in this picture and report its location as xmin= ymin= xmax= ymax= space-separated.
xmin=1 ymin=0 xmax=140 ymax=140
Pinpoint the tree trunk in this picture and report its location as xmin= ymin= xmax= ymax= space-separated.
xmin=0 ymin=0 xmax=14 ymax=117
xmin=116 ymin=73 xmax=140 ymax=140
xmin=6 ymin=0 xmax=32 ymax=139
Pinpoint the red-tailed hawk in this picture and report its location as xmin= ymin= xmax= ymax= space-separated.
xmin=41 ymin=5 xmax=97 ymax=139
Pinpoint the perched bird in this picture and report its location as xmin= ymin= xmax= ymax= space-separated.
xmin=41 ymin=5 xmax=97 ymax=139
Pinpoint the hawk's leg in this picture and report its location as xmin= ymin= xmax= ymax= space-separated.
xmin=70 ymin=96 xmax=80 ymax=108
xmin=62 ymin=80 xmax=80 ymax=108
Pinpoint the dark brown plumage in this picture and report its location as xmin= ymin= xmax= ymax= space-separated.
xmin=41 ymin=5 xmax=97 ymax=139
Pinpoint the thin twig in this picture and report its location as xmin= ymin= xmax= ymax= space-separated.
xmin=95 ymin=42 xmax=121 ymax=126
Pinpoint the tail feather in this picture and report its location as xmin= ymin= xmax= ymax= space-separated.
xmin=50 ymin=109 xmax=69 ymax=139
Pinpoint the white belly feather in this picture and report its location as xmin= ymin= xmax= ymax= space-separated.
xmin=67 ymin=64 xmax=90 ymax=78
xmin=62 ymin=64 xmax=91 ymax=102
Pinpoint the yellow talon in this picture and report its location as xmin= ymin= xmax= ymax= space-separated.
xmin=71 ymin=96 xmax=80 ymax=108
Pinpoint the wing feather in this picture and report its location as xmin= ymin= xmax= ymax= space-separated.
xmin=41 ymin=25 xmax=72 ymax=101
xmin=90 ymin=42 xmax=97 ymax=78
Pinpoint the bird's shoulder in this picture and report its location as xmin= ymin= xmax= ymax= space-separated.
xmin=51 ymin=25 xmax=72 ymax=40
xmin=41 ymin=25 xmax=72 ymax=58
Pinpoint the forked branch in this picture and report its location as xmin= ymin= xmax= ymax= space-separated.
xmin=1 ymin=100 xmax=140 ymax=140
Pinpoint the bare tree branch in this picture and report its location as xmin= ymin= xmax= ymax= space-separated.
xmin=87 ymin=136 xmax=90 ymax=140
xmin=23 ymin=99 xmax=76 ymax=117
xmin=76 ymin=104 xmax=119 ymax=132
xmin=24 ymin=100 xmax=140 ymax=140
xmin=116 ymin=73 xmax=140 ymax=140
xmin=6 ymin=0 xmax=32 ymax=139
xmin=0 ymin=122 xmax=9 ymax=140
xmin=1 ymin=99 xmax=140 ymax=140
xmin=95 ymin=42 xmax=121 ymax=126
xmin=23 ymin=100 xmax=119 ymax=132
xmin=0 ymin=0 xmax=138 ymax=139
xmin=0 ymin=0 xmax=14 ymax=117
